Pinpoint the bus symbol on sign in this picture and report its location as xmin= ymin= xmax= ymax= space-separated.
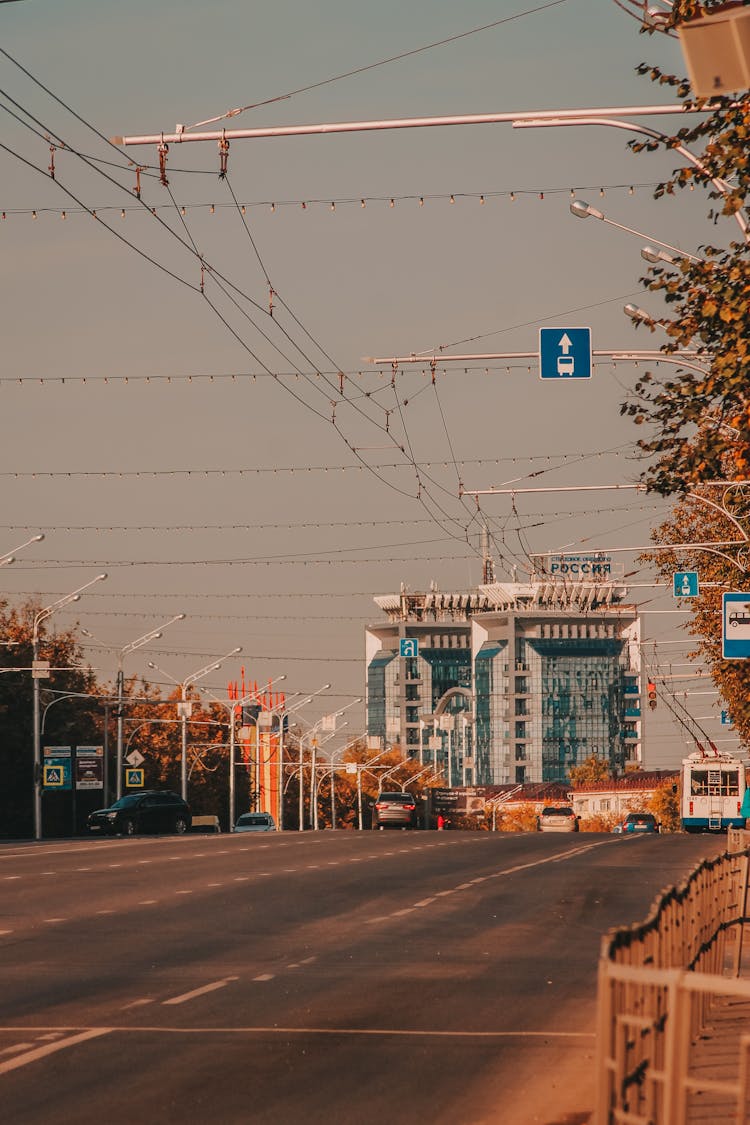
xmin=399 ymin=638 xmax=418 ymax=659
xmin=673 ymin=571 xmax=699 ymax=598
xmin=539 ymin=327 xmax=592 ymax=380
xmin=722 ymin=592 xmax=750 ymax=659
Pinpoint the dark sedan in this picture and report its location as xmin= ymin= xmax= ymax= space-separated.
xmin=87 ymin=791 xmax=192 ymax=836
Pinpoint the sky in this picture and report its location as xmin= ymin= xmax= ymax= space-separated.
xmin=0 ymin=0 xmax=738 ymax=767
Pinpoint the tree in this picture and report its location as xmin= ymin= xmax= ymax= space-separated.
xmin=0 ymin=599 xmax=101 ymax=838
xmin=643 ymin=485 xmax=750 ymax=747
xmin=620 ymin=3 xmax=750 ymax=494
xmin=569 ymin=755 xmax=613 ymax=786
xmin=648 ymin=781 xmax=681 ymax=833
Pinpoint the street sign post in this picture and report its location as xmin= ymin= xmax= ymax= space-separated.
xmin=43 ymin=746 xmax=72 ymax=790
xmin=673 ymin=571 xmax=699 ymax=598
xmin=539 ymin=327 xmax=592 ymax=380
xmin=721 ymin=592 xmax=750 ymax=659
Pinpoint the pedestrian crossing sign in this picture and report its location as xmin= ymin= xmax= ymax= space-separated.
xmin=126 ymin=768 xmax=144 ymax=788
xmin=43 ymin=764 xmax=64 ymax=787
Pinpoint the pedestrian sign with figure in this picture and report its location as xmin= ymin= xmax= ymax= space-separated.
xmin=126 ymin=768 xmax=145 ymax=788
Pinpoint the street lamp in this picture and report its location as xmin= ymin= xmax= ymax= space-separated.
xmin=147 ymin=646 xmax=241 ymax=800
xmin=201 ymin=673 xmax=286 ymax=831
xmin=569 ymin=199 xmax=704 ymax=263
xmin=32 ymin=572 xmax=107 ymax=840
xmin=82 ymin=614 xmax=186 ymax=800
xmin=0 ymin=532 xmax=44 ymax=568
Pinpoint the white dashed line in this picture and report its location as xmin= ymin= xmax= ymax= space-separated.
xmin=3 ymin=876 xmax=20 ymax=881
xmin=207 ymin=883 xmax=223 ymax=887
xmin=175 ymin=890 xmax=193 ymax=895
xmin=107 ymin=864 xmax=122 ymax=869
xmin=43 ymin=918 xmax=66 ymax=924
xmin=138 ymin=900 xmax=158 ymax=905
xmin=253 ymin=973 xmax=274 ymax=982
xmin=414 ymin=898 xmax=435 ymax=907
xmin=299 ymin=957 xmax=316 ymax=965
xmin=121 ymin=999 xmax=153 ymax=1010
xmin=392 ymin=908 xmax=415 ymax=917
xmin=75 ymin=867 xmax=92 ymax=872
xmin=96 ymin=910 xmax=114 ymax=915
xmin=0 ymin=929 xmax=13 ymax=935
xmin=0 ymin=1031 xmax=111 ymax=1076
xmin=234 ymin=876 xmax=249 ymax=881
xmin=163 ymin=976 xmax=238 ymax=1006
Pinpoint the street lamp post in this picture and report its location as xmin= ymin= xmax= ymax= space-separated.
xmin=84 ymin=614 xmax=186 ymax=801
xmin=202 ymin=674 xmax=285 ymax=831
xmin=31 ymin=572 xmax=107 ymax=840
xmin=148 ymin=647 xmax=241 ymax=801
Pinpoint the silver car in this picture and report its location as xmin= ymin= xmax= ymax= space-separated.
xmin=372 ymin=791 xmax=417 ymax=830
xmin=537 ymin=806 xmax=579 ymax=833
xmin=234 ymin=812 xmax=276 ymax=833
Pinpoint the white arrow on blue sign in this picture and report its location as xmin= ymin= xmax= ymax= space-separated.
xmin=399 ymin=638 xmax=418 ymax=659
xmin=673 ymin=571 xmax=699 ymax=598
xmin=539 ymin=327 xmax=592 ymax=380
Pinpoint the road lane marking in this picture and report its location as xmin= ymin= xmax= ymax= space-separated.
xmin=121 ymin=999 xmax=153 ymax=1010
xmin=253 ymin=974 xmax=274 ymax=982
xmin=138 ymin=899 xmax=158 ymax=905
xmin=43 ymin=918 xmax=66 ymax=924
xmin=207 ymin=882 xmax=222 ymax=887
xmin=96 ymin=910 xmax=114 ymax=915
xmin=3 ymin=876 xmax=21 ymax=880
xmin=234 ymin=876 xmax=249 ymax=881
xmin=163 ymin=976 xmax=238 ymax=1006
xmin=0 ymin=929 xmax=12 ymax=935
xmin=299 ymin=957 xmax=316 ymax=965
xmin=0 ymin=1043 xmax=34 ymax=1055
xmin=175 ymin=890 xmax=193 ymax=895
xmin=0 ymin=1025 xmax=594 ymax=1041
xmin=414 ymin=898 xmax=435 ymax=907
xmin=0 ymin=1029 xmax=111 ymax=1075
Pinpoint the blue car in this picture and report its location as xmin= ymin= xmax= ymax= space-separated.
xmin=613 ymin=812 xmax=659 ymax=835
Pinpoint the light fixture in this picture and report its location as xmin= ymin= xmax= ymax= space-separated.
xmin=570 ymin=199 xmax=603 ymax=220
xmin=641 ymin=245 xmax=680 ymax=266
xmin=209 ymin=204 xmax=215 ymax=214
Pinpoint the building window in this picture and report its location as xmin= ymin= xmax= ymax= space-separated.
xmin=515 ymin=744 xmax=526 ymax=761
xmin=515 ymin=766 xmax=526 ymax=783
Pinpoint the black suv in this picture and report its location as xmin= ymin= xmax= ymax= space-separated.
xmin=87 ymin=791 xmax=192 ymax=837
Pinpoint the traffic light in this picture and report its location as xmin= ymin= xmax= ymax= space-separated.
xmin=647 ymin=681 xmax=657 ymax=710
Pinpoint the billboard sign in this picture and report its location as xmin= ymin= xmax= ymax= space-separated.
xmin=75 ymin=746 xmax=104 ymax=790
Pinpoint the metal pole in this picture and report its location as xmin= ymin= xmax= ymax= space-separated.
xmin=32 ymin=633 xmax=41 ymax=840
xmin=331 ymin=767 xmax=336 ymax=831
xmin=112 ymin=102 xmax=710 ymax=148
xmin=310 ymin=745 xmax=317 ymax=829
xmin=103 ymin=701 xmax=110 ymax=806
xmin=357 ymin=767 xmax=363 ymax=830
xmin=298 ymin=736 xmax=304 ymax=831
xmin=229 ymin=700 xmax=236 ymax=831
xmin=277 ymin=712 xmax=284 ymax=831
xmin=180 ymin=684 xmax=187 ymax=801
xmin=115 ymin=665 xmax=124 ymax=800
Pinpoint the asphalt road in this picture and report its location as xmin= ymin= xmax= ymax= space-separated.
xmin=0 ymin=829 xmax=726 ymax=1125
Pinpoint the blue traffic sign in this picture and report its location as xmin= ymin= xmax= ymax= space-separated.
xmin=126 ymin=768 xmax=145 ymax=788
xmin=399 ymin=638 xmax=418 ymax=659
xmin=722 ymin=592 xmax=750 ymax=659
xmin=673 ymin=571 xmax=699 ymax=598
xmin=539 ymin=327 xmax=592 ymax=380
xmin=721 ymin=710 xmax=733 ymax=727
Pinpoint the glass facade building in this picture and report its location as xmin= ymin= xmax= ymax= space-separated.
xmin=366 ymin=581 xmax=641 ymax=785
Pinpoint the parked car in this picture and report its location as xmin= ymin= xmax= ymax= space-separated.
xmin=613 ymin=812 xmax=660 ymax=835
xmin=87 ymin=791 xmax=192 ymax=837
xmin=234 ymin=812 xmax=276 ymax=833
xmin=372 ymin=791 xmax=417 ymax=830
xmin=537 ymin=806 xmax=579 ymax=833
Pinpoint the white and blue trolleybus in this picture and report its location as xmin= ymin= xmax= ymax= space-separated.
xmin=680 ymin=750 xmax=747 ymax=833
